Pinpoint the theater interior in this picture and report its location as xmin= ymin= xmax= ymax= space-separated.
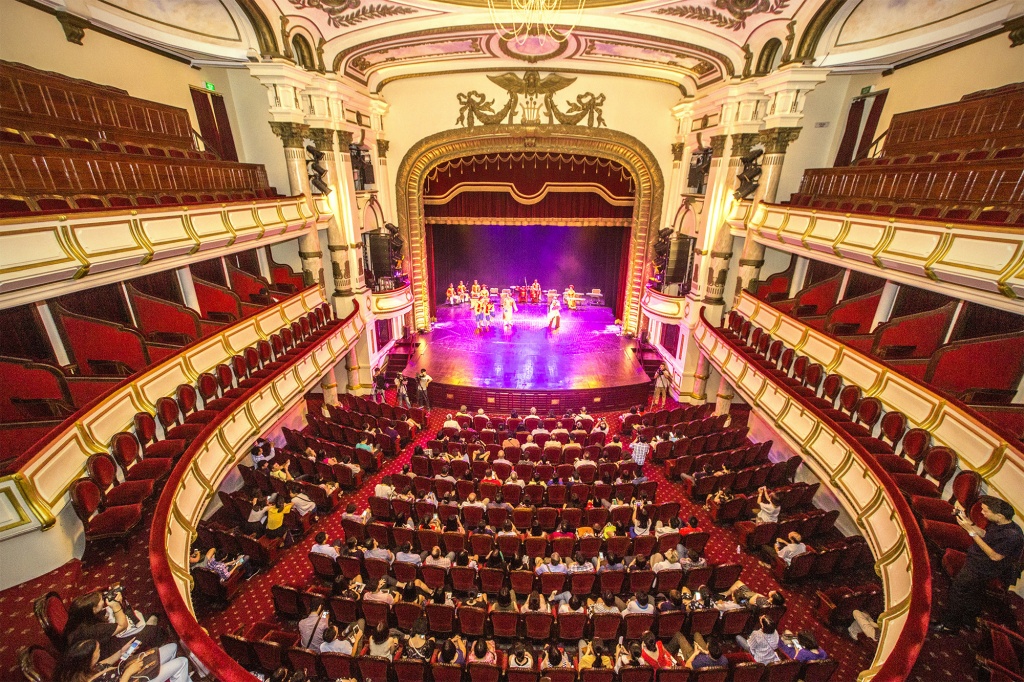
xmin=1 ymin=0 xmax=1023 ymax=680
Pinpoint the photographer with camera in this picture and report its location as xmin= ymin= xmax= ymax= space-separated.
xmin=652 ymin=364 xmax=672 ymax=408
xmin=932 ymin=495 xmax=1023 ymax=633
xmin=65 ymin=588 xmax=164 ymax=661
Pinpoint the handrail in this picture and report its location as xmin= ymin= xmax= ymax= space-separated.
xmin=853 ymin=128 xmax=888 ymax=163
xmin=732 ymin=291 xmax=1024 ymax=501
xmin=696 ymin=307 xmax=930 ymax=682
xmin=8 ymin=286 xmax=328 ymax=517
xmin=150 ymin=300 xmax=367 ymax=682
xmin=190 ymin=127 xmax=222 ymax=160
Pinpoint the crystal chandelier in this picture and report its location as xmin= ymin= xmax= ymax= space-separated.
xmin=487 ymin=0 xmax=586 ymax=45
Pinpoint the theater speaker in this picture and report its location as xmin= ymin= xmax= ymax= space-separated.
xmin=364 ymin=233 xmax=392 ymax=277
xmin=664 ymin=235 xmax=696 ymax=294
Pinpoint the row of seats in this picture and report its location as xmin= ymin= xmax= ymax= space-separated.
xmin=682 ymin=462 xmax=804 ymax=503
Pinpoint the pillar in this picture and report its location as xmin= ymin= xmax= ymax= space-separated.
xmin=737 ymin=127 xmax=802 ymax=294
xmin=320 ymin=364 xmax=339 ymax=406
xmin=788 ymin=257 xmax=809 ymax=298
xmin=376 ymin=139 xmax=392 ymax=222
xmin=691 ymin=352 xmax=711 ymax=403
xmin=35 ymin=302 xmax=71 ymax=367
xmin=175 ymin=267 xmax=200 ymax=312
xmin=705 ymin=133 xmax=758 ymax=310
xmin=870 ymin=281 xmax=900 ymax=331
xmin=335 ymin=131 xmax=368 ymax=298
xmin=256 ymin=247 xmax=272 ymax=281
xmin=308 ymin=127 xmax=350 ymax=302
xmin=270 ymin=122 xmax=323 ymax=290
xmin=715 ymin=378 xmax=735 ymax=418
xmin=345 ymin=347 xmax=363 ymax=393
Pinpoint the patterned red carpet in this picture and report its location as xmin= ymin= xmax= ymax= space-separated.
xmin=0 ymin=392 xmax=986 ymax=681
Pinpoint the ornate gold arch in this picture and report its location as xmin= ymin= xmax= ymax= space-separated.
xmin=395 ymin=125 xmax=665 ymax=334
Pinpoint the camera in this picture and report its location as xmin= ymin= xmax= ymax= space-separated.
xmin=104 ymin=584 xmax=123 ymax=602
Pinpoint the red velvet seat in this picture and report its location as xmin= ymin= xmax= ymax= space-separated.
xmin=19 ymin=644 xmax=58 ymax=682
xmin=86 ymin=453 xmax=154 ymax=506
xmin=155 ymin=396 xmax=204 ymax=442
xmin=892 ymin=446 xmax=957 ymax=497
xmin=176 ymin=383 xmax=218 ymax=424
xmin=111 ymin=432 xmax=173 ymax=482
xmin=197 ymin=372 xmax=235 ymax=411
xmin=32 ymin=592 xmax=69 ymax=649
xmin=133 ymin=412 xmax=186 ymax=460
xmin=911 ymin=470 xmax=982 ymax=522
xmin=70 ymin=478 xmax=141 ymax=542
xmin=858 ymin=410 xmax=907 ymax=455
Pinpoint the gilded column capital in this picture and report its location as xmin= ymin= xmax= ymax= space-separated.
xmin=338 ymin=130 xmax=355 ymax=147
xmin=377 ymin=139 xmax=390 ymax=159
xmin=758 ymin=127 xmax=802 ymax=154
xmin=671 ymin=142 xmax=685 ymax=162
xmin=308 ymin=127 xmax=335 ymax=149
xmin=708 ymin=135 xmax=728 ymax=158
xmin=270 ymin=122 xmax=310 ymax=149
xmin=730 ymin=133 xmax=760 ymax=158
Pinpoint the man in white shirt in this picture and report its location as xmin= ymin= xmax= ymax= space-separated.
xmin=755 ymin=487 xmax=781 ymax=524
xmin=462 ymin=493 xmax=486 ymax=509
xmin=443 ymin=414 xmax=460 ymax=430
xmin=625 ymin=593 xmax=655 ymax=614
xmin=416 ymin=369 xmax=432 ymax=409
xmin=652 ymin=549 xmax=682 ymax=573
xmin=395 ymin=542 xmax=422 ymax=566
xmin=341 ymin=503 xmax=370 ymax=524
xmin=772 ymin=532 xmax=807 ymax=566
xmin=455 ymin=405 xmax=471 ymax=419
xmin=310 ymin=532 xmax=340 ymax=559
xmin=535 ymin=553 xmax=569 ymax=574
xmin=298 ymin=606 xmax=330 ymax=650
xmin=374 ymin=476 xmax=395 ymax=499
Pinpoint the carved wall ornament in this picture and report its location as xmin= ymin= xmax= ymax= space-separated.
xmin=377 ymin=139 xmax=390 ymax=158
xmin=758 ymin=126 xmax=801 ymax=154
xmin=55 ymin=11 xmax=90 ymax=45
xmin=671 ymin=142 xmax=686 ymax=161
xmin=708 ymin=134 xmax=728 ymax=158
xmin=308 ymin=127 xmax=335 ymax=148
xmin=288 ymin=0 xmax=416 ymax=28
xmin=730 ymin=132 xmax=759 ymax=158
xmin=270 ymin=122 xmax=311 ymax=149
xmin=456 ymin=70 xmax=606 ymax=127
xmin=653 ymin=0 xmax=790 ymax=31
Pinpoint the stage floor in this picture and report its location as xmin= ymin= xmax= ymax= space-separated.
xmin=403 ymin=303 xmax=649 ymax=390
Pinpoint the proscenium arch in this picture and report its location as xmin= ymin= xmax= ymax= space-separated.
xmin=396 ymin=125 xmax=665 ymax=335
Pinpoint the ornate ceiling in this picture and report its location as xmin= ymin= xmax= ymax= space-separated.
xmin=35 ymin=0 xmax=1024 ymax=92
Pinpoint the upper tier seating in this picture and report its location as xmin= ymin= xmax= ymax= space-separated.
xmin=0 ymin=60 xmax=277 ymax=215
xmin=788 ymin=83 xmax=1024 ymax=225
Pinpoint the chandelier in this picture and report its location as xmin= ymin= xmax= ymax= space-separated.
xmin=487 ymin=0 xmax=586 ymax=45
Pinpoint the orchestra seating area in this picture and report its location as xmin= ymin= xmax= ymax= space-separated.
xmin=0 ymin=60 xmax=278 ymax=216
xmin=751 ymin=262 xmax=1024 ymax=440
xmin=0 ymin=266 xmax=312 ymax=473
xmin=787 ymin=83 xmax=1024 ymax=225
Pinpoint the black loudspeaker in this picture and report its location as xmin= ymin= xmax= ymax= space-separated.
xmin=364 ymin=233 xmax=392 ymax=277
xmin=665 ymin=235 xmax=696 ymax=294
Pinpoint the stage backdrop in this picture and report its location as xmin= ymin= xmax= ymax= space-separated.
xmin=427 ymin=223 xmax=630 ymax=318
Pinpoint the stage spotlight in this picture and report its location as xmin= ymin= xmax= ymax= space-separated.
xmin=734 ymin=147 xmax=764 ymax=200
xmin=384 ymin=222 xmax=400 ymax=235
xmin=306 ymin=144 xmax=331 ymax=195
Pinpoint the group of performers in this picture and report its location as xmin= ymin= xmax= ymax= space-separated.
xmin=444 ymin=278 xmax=581 ymax=331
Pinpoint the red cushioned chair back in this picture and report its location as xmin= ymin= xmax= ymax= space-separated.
xmin=111 ymin=432 xmax=140 ymax=468
xmin=582 ymin=669 xmax=615 ymax=682
xmin=426 ymin=602 xmax=456 ymax=633
xmin=656 ymin=668 xmax=693 ymax=682
xmin=281 ymin=327 xmax=295 ymax=349
xmin=923 ymin=446 xmax=956 ymax=484
xmin=87 ymin=453 xmax=119 ymax=490
xmin=621 ymin=666 xmax=653 ymax=682
xmin=856 ymin=397 xmax=883 ymax=427
xmin=821 ymin=374 xmax=843 ymax=402
xmin=951 ymin=470 xmax=982 ymax=507
xmin=270 ymin=584 xmax=304 ymax=619
xmin=393 ymin=659 xmax=426 ymax=682
xmin=749 ymin=327 xmax=763 ymax=347
xmin=393 ymin=601 xmax=422 ymax=630
xmin=623 ymin=612 xmax=655 ymax=639
xmin=300 ymin=316 xmax=312 ymax=338
xmin=215 ymin=363 xmax=234 ymax=391
xmin=764 ymin=658 xmax=802 ymax=682
xmin=756 ymin=334 xmax=771 ymax=356
xmin=70 ymin=479 xmax=101 ymax=520
xmin=590 ymin=611 xmax=622 ymax=639
xmin=791 ymin=354 xmax=808 ymax=381
xmin=778 ymin=348 xmax=795 ymax=372
xmin=291 ymin=320 xmax=304 ymax=341
xmin=287 ymin=647 xmax=319 ymax=676
xmin=258 ymin=340 xmax=273 ymax=364
xmin=20 ymin=644 xmax=59 ymax=682
xmin=655 ymin=609 xmax=686 ymax=638
xmin=901 ymin=428 xmax=931 ymax=463
xmin=690 ymin=667 xmax=729 ymax=682
xmin=839 ymin=385 xmax=862 ymax=413
xmin=524 ymin=610 xmax=553 ymax=640
xmin=177 ymin=384 xmax=199 ymax=413
xmin=197 ymin=373 xmax=219 ymax=401
xmin=32 ymin=592 xmax=69 ymax=649
xmin=272 ymin=334 xmax=285 ymax=357
xmin=156 ymin=396 xmax=181 ymax=428
xmin=457 ymin=605 xmax=487 ymax=635
xmin=133 ymin=412 xmax=157 ymax=444
xmin=469 ymin=662 xmax=503 ymax=682
xmin=879 ymin=410 xmax=907 ymax=444
xmin=804 ymin=364 xmax=824 ymax=391
xmin=801 ymin=658 xmax=839 ymax=682
xmin=231 ymin=355 xmax=248 ymax=380
xmin=358 ymin=655 xmax=392 ymax=682
xmin=244 ymin=347 xmax=260 ymax=372
xmin=510 ymin=569 xmax=536 ymax=594
xmin=321 ymin=652 xmax=356 ymax=678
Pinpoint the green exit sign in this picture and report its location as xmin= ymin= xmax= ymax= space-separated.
xmin=204 ymin=81 xmax=216 ymax=92
xmin=860 ymin=85 xmax=872 ymax=96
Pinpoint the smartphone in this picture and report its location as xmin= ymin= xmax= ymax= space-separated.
xmin=693 ymin=591 xmax=701 ymax=601
xmin=120 ymin=639 xmax=141 ymax=662
xmin=599 ymin=552 xmax=604 ymax=560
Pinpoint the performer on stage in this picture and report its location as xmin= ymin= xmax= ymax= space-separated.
xmin=473 ymin=294 xmax=486 ymax=331
xmin=530 ymin=279 xmax=542 ymax=304
xmin=484 ymin=296 xmax=495 ymax=330
xmin=446 ymin=283 xmax=457 ymax=306
xmin=547 ymin=295 xmax=561 ymax=330
xmin=471 ymin=279 xmax=481 ymax=300
xmin=501 ymin=292 xmax=518 ymax=331
xmin=566 ymin=285 xmax=578 ymax=310
xmin=457 ymin=280 xmax=468 ymax=303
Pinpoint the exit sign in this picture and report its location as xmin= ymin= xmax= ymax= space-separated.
xmin=204 ymin=81 xmax=216 ymax=92
xmin=860 ymin=85 xmax=872 ymax=95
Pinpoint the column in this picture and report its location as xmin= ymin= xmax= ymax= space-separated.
xmin=175 ymin=267 xmax=200 ymax=312
xmin=308 ymin=127 xmax=350 ymax=301
xmin=270 ymin=121 xmax=323 ymax=289
xmin=737 ymin=127 xmax=802 ymax=293
xmin=320 ymin=364 xmax=339 ymax=406
xmin=788 ymin=257 xmax=809 ymax=298
xmin=256 ymin=247 xmax=272 ymax=282
xmin=335 ymin=130 xmax=367 ymax=298
xmin=691 ymin=352 xmax=711 ymax=403
xmin=870 ymin=281 xmax=899 ymax=331
xmin=376 ymin=138 xmax=392 ymax=222
xmin=715 ymin=379 xmax=735 ymax=418
xmin=345 ymin=347 xmax=363 ymax=393
xmin=691 ymin=134 xmax=730 ymax=305
xmin=705 ymin=133 xmax=758 ymax=309
xmin=35 ymin=302 xmax=71 ymax=367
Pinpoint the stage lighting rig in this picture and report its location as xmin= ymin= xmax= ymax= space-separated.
xmin=306 ymin=144 xmax=331 ymax=195
xmin=734 ymin=146 xmax=764 ymax=200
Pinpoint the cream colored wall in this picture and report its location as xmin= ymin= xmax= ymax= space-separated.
xmin=868 ymin=32 xmax=1024 ymax=134
xmin=380 ymin=72 xmax=681 ymax=226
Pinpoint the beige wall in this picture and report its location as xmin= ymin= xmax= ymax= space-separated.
xmin=380 ymin=72 xmax=681 ymax=226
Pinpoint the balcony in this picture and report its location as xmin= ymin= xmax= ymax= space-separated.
xmin=370 ymin=282 xmax=413 ymax=319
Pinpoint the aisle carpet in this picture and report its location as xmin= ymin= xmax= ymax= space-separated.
xmin=0 ymin=391 xmax=988 ymax=681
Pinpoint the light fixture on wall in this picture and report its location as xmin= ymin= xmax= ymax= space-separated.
xmin=487 ymin=0 xmax=585 ymax=45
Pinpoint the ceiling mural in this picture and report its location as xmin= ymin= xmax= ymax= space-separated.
xmin=835 ymin=0 xmax=1001 ymax=46
xmin=579 ymin=38 xmax=718 ymax=77
xmin=96 ymin=0 xmax=243 ymax=41
xmin=649 ymin=0 xmax=792 ymax=30
xmin=343 ymin=36 xmax=488 ymax=80
xmin=287 ymin=0 xmax=419 ymax=27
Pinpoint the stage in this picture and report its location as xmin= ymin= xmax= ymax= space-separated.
xmin=403 ymin=302 xmax=652 ymax=411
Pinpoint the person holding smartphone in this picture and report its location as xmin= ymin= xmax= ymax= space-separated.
xmin=53 ymin=638 xmax=189 ymax=682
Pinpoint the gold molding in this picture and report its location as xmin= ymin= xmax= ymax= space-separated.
xmin=373 ymin=66 xmax=690 ymax=96
xmin=395 ymin=125 xmax=664 ymax=334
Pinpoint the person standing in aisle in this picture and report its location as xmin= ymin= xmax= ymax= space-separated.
xmin=395 ymin=374 xmax=412 ymax=409
xmin=416 ymin=369 xmax=432 ymax=410
xmin=652 ymin=364 xmax=672 ymax=408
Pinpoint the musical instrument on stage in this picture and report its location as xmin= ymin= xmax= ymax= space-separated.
xmin=516 ymin=286 xmax=528 ymax=303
